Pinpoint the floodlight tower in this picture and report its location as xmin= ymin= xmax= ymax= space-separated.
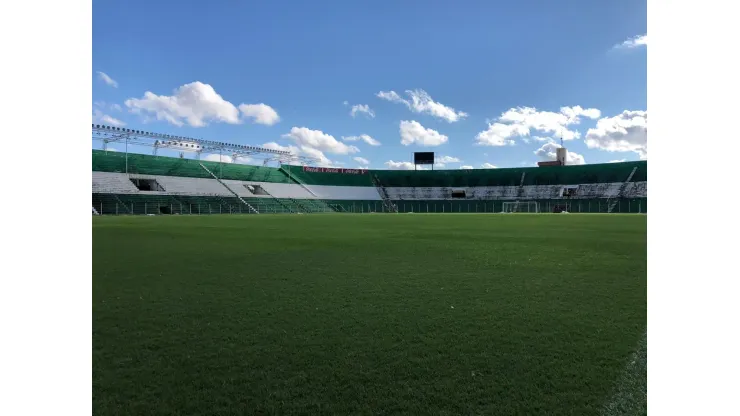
xmin=92 ymin=123 xmax=321 ymax=172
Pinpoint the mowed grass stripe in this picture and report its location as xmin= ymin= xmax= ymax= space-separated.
xmin=602 ymin=332 xmax=647 ymax=416
xmin=93 ymin=214 xmax=646 ymax=415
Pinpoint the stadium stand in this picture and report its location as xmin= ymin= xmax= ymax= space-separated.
xmin=92 ymin=151 xmax=647 ymax=214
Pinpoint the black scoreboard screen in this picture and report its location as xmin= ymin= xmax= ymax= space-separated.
xmin=414 ymin=152 xmax=435 ymax=165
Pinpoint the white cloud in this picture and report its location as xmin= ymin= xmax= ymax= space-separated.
xmin=342 ymin=134 xmax=381 ymax=146
xmin=384 ymin=160 xmax=422 ymax=170
xmin=475 ymin=105 xmax=600 ymax=146
xmin=299 ymin=146 xmax=335 ymax=166
xmin=353 ymin=156 xmax=370 ymax=165
xmin=262 ymin=142 xmax=299 ymax=154
xmin=614 ymin=34 xmax=647 ymax=50
xmin=204 ymin=154 xmax=233 ymax=163
xmin=92 ymin=109 xmax=125 ymax=127
xmin=585 ymin=110 xmax=647 ymax=159
xmin=376 ymin=89 xmax=467 ymax=122
xmin=94 ymin=101 xmax=123 ymax=112
xmin=475 ymin=122 xmax=522 ymax=146
xmin=350 ymin=104 xmax=375 ymax=119
xmin=498 ymin=106 xmax=600 ymax=139
xmin=282 ymin=127 xmax=359 ymax=155
xmin=263 ymin=141 xmax=337 ymax=167
xmin=481 ymin=163 xmax=497 ymax=169
xmin=238 ymin=103 xmax=280 ymax=126
xmin=125 ymin=81 xmax=280 ymax=127
xmin=202 ymin=154 xmax=252 ymax=164
xmin=609 ymin=159 xmax=627 ymax=163
xmin=399 ymin=120 xmax=448 ymax=147
xmin=376 ymin=91 xmax=403 ymax=102
xmin=125 ymin=82 xmax=239 ymax=127
xmin=437 ymin=155 xmax=461 ymax=164
xmin=460 ymin=165 xmax=474 ymax=170
xmin=534 ymin=141 xmax=586 ymax=165
xmin=97 ymin=71 xmax=118 ymax=88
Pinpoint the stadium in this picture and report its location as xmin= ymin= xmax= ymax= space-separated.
xmin=92 ymin=125 xmax=646 ymax=216
xmin=92 ymin=124 xmax=647 ymax=414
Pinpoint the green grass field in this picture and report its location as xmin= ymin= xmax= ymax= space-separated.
xmin=93 ymin=214 xmax=646 ymax=415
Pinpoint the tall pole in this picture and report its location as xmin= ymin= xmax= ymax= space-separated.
xmin=125 ymin=136 xmax=129 ymax=174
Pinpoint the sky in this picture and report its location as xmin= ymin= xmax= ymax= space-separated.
xmin=92 ymin=0 xmax=647 ymax=170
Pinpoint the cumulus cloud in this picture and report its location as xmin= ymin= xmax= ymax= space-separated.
xmin=300 ymin=146 xmax=336 ymax=166
xmin=282 ymin=127 xmax=359 ymax=155
xmin=125 ymin=81 xmax=280 ymax=127
xmin=97 ymin=71 xmax=118 ymax=88
xmin=94 ymin=101 xmax=123 ymax=112
xmin=353 ymin=156 xmax=370 ymax=165
xmin=614 ymin=34 xmax=647 ymax=50
xmin=399 ymin=120 xmax=448 ymax=146
xmin=475 ymin=123 xmax=523 ymax=146
xmin=262 ymin=142 xmax=298 ymax=153
xmin=342 ymin=134 xmax=381 ymax=146
xmin=92 ymin=109 xmax=125 ymax=127
xmin=384 ymin=160 xmax=421 ymax=170
xmin=202 ymin=154 xmax=252 ymax=164
xmin=263 ymin=141 xmax=337 ymax=167
xmin=376 ymin=91 xmax=404 ymax=102
xmin=238 ymin=103 xmax=280 ymax=126
xmin=609 ymin=159 xmax=627 ymax=163
xmin=376 ymin=89 xmax=467 ymax=123
xmin=481 ymin=163 xmax=497 ymax=169
xmin=437 ymin=155 xmax=461 ymax=164
xmin=460 ymin=165 xmax=474 ymax=170
xmin=534 ymin=141 xmax=586 ymax=165
xmin=349 ymin=104 xmax=375 ymax=119
xmin=475 ymin=105 xmax=601 ymax=146
xmin=585 ymin=110 xmax=647 ymax=159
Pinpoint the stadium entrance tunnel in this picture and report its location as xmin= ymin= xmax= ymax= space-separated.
xmin=552 ymin=204 xmax=570 ymax=213
xmin=245 ymin=184 xmax=269 ymax=196
xmin=129 ymin=178 xmax=165 ymax=192
xmin=451 ymin=189 xmax=466 ymax=199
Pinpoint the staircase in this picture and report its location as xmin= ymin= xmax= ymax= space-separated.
xmin=304 ymin=199 xmax=336 ymax=212
xmin=371 ymin=174 xmax=398 ymax=213
xmin=279 ymin=166 xmax=320 ymax=197
xmin=331 ymin=204 xmax=347 ymax=212
xmin=199 ymin=163 xmax=259 ymax=214
xmin=512 ymin=172 xmax=527 ymax=212
xmin=288 ymin=198 xmax=311 ymax=213
xmin=113 ymin=194 xmax=132 ymax=214
xmin=608 ymin=167 xmax=638 ymax=213
xmin=291 ymin=197 xmax=337 ymax=213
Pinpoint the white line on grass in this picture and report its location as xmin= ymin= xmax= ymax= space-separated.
xmin=601 ymin=331 xmax=647 ymax=416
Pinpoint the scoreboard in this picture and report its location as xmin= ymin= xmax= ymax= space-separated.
xmin=414 ymin=152 xmax=435 ymax=165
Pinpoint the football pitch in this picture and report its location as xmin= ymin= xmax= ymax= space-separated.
xmin=93 ymin=214 xmax=647 ymax=415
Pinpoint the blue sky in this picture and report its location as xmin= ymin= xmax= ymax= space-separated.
xmin=92 ymin=0 xmax=647 ymax=169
